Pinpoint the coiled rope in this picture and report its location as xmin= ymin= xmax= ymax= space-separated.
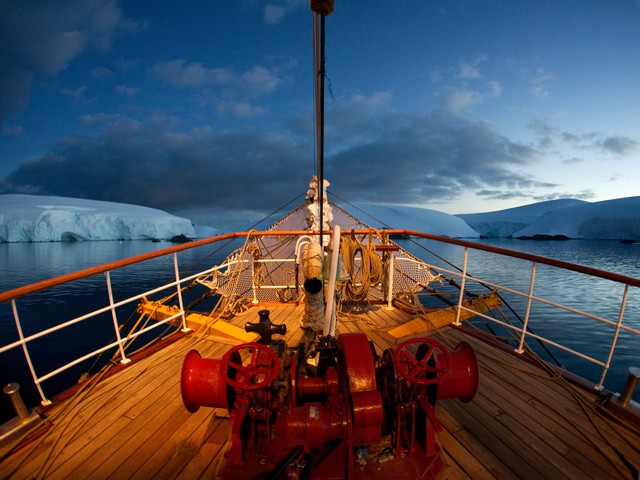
xmin=341 ymin=235 xmax=383 ymax=302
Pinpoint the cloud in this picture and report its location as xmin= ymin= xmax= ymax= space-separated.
xmin=430 ymin=56 xmax=501 ymax=113
xmin=90 ymin=66 xmax=114 ymax=80
xmin=562 ymin=157 xmax=585 ymax=165
xmin=263 ymin=0 xmax=308 ymax=24
xmin=522 ymin=66 xmax=555 ymax=99
xmin=5 ymin=87 xmax=631 ymax=222
xmin=476 ymin=188 xmax=594 ymax=203
xmin=0 ymin=0 xmax=139 ymax=123
xmin=147 ymin=59 xmax=292 ymax=119
xmin=2 ymin=117 xmax=311 ymax=212
xmin=240 ymin=66 xmax=283 ymax=94
xmin=2 ymin=93 xmax=546 ymax=217
xmin=323 ymin=100 xmax=540 ymax=205
xmin=599 ymin=135 xmax=639 ymax=156
xmin=150 ymin=60 xmax=288 ymax=96
xmin=443 ymin=89 xmax=485 ymax=112
xmin=485 ymin=81 xmax=503 ymax=97
xmin=217 ymin=101 xmax=264 ymax=118
xmin=60 ymin=86 xmax=89 ymax=106
xmin=531 ymin=190 xmax=595 ymax=201
xmin=115 ymin=85 xmax=139 ymax=97
xmin=149 ymin=60 xmax=234 ymax=88
xmin=561 ymin=131 xmax=638 ymax=156
xmin=532 ymin=119 xmax=639 ymax=159
xmin=2 ymin=126 xmax=25 ymax=139
xmin=441 ymin=81 xmax=502 ymax=113
xmin=456 ymin=56 xmax=487 ymax=80
xmin=264 ymin=5 xmax=286 ymax=24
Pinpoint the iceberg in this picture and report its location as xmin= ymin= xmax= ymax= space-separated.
xmin=456 ymin=199 xmax=587 ymax=238
xmin=3 ymin=192 xmax=638 ymax=243
xmin=343 ymin=203 xmax=481 ymax=238
xmin=0 ymin=194 xmax=195 ymax=242
xmin=455 ymin=197 xmax=640 ymax=240
xmin=512 ymin=197 xmax=640 ymax=240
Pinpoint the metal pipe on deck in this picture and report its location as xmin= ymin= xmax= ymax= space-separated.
xmin=324 ymin=225 xmax=341 ymax=337
xmin=3 ymin=383 xmax=29 ymax=421
xmin=619 ymin=367 xmax=640 ymax=407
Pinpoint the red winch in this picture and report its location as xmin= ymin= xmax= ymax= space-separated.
xmin=181 ymin=310 xmax=478 ymax=479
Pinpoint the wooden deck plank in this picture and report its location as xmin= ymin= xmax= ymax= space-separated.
xmin=437 ymin=407 xmax=517 ymax=480
xmin=44 ymin=339 xmax=221 ymax=479
xmin=1 ymin=339 xmax=189 ymax=479
xmin=444 ymin=327 xmax=638 ymax=479
xmin=438 ymin=425 xmax=498 ymax=480
xmin=0 ymin=335 xmax=226 ymax=480
xmin=117 ymin=409 xmax=222 ymax=480
xmin=444 ymin=397 xmax=570 ymax=479
xmin=173 ymin=418 xmax=230 ymax=480
xmin=2 ymin=305 xmax=639 ymax=480
xmin=478 ymin=364 xmax=621 ymax=478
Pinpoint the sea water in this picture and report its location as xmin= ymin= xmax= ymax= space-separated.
xmin=1 ymin=238 xmax=639 ymax=422
xmin=404 ymin=237 xmax=640 ymax=402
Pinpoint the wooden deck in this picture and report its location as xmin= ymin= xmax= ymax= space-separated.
xmin=1 ymin=303 xmax=639 ymax=479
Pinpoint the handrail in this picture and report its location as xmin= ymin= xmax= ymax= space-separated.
xmin=1 ymin=229 xmax=639 ymax=407
xmin=3 ymin=228 xmax=640 ymax=303
xmin=403 ymin=230 xmax=640 ymax=288
xmin=0 ymin=230 xmax=346 ymax=302
xmin=431 ymin=241 xmax=638 ymax=390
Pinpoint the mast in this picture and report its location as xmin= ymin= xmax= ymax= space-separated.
xmin=311 ymin=0 xmax=334 ymax=244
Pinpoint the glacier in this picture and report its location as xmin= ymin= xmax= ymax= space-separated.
xmin=456 ymin=199 xmax=588 ymax=238
xmin=2 ymin=193 xmax=639 ymax=243
xmin=512 ymin=197 xmax=640 ymax=240
xmin=0 ymin=194 xmax=195 ymax=242
xmin=457 ymin=197 xmax=640 ymax=240
xmin=342 ymin=203 xmax=480 ymax=238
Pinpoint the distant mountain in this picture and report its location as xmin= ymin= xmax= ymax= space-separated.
xmin=513 ymin=197 xmax=640 ymax=240
xmin=456 ymin=199 xmax=588 ymax=238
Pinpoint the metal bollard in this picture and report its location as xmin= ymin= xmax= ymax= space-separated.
xmin=618 ymin=367 xmax=640 ymax=408
xmin=3 ymin=383 xmax=30 ymax=421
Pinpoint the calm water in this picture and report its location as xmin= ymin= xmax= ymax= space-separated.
xmin=0 ymin=239 xmax=238 ymax=422
xmin=1 ymin=238 xmax=639 ymax=422
xmin=403 ymin=237 xmax=640 ymax=400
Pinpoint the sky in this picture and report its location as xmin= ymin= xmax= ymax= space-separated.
xmin=1 ymin=0 xmax=639 ymax=226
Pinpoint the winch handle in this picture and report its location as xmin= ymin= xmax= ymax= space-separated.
xmin=393 ymin=337 xmax=451 ymax=386
xmin=222 ymin=343 xmax=280 ymax=390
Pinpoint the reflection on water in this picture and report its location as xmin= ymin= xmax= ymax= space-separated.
xmin=1 ymin=238 xmax=639 ymax=422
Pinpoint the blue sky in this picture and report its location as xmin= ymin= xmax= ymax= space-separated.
xmin=1 ymin=0 xmax=639 ymax=224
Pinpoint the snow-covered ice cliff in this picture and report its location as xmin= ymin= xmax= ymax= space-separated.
xmin=343 ymin=203 xmax=480 ymax=238
xmin=456 ymin=199 xmax=587 ymax=238
xmin=512 ymin=197 xmax=640 ymax=240
xmin=457 ymin=197 xmax=640 ymax=240
xmin=0 ymin=194 xmax=195 ymax=242
xmin=3 ymin=193 xmax=638 ymax=242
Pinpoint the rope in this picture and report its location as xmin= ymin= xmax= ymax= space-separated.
xmin=342 ymin=236 xmax=369 ymax=301
xmin=247 ymin=241 xmax=265 ymax=287
xmin=367 ymin=241 xmax=383 ymax=285
xmin=340 ymin=235 xmax=384 ymax=302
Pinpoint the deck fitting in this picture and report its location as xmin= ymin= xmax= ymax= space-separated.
xmin=1 ymin=383 xmax=42 ymax=446
xmin=619 ymin=367 xmax=640 ymax=407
